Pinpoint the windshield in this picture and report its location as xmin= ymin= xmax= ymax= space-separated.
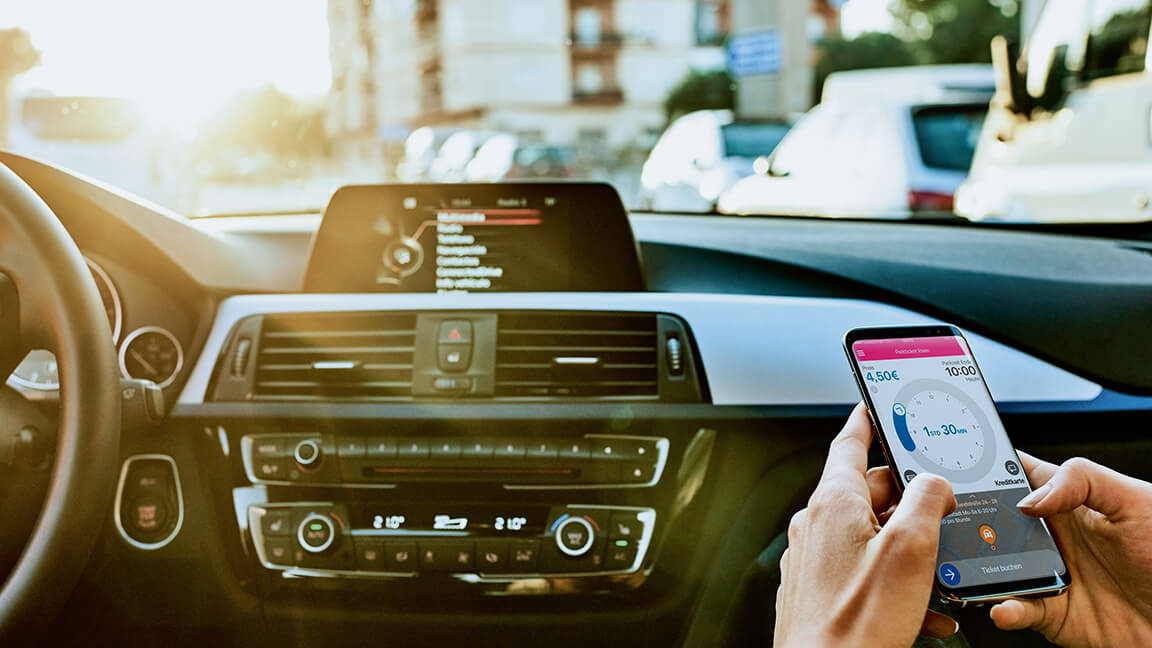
xmin=2 ymin=0 xmax=1149 ymax=223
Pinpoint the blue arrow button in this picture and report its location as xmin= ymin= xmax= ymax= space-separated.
xmin=938 ymin=562 xmax=961 ymax=587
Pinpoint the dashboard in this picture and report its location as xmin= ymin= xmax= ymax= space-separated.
xmin=2 ymin=152 xmax=1151 ymax=648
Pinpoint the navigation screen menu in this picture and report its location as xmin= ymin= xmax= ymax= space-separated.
xmin=304 ymin=183 xmax=644 ymax=293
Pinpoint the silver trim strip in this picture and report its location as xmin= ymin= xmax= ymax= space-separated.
xmin=177 ymin=293 xmax=1102 ymax=407
xmin=240 ymin=433 xmax=668 ymax=490
xmin=119 ymin=325 xmax=185 ymax=389
xmin=113 ymin=454 xmax=184 ymax=550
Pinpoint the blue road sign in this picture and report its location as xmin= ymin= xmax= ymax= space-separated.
xmin=726 ymin=29 xmax=782 ymax=78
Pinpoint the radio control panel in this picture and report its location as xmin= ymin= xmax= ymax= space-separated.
xmin=248 ymin=503 xmax=655 ymax=579
xmin=241 ymin=433 xmax=669 ymax=489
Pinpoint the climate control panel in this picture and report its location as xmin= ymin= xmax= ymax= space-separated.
xmin=248 ymin=503 xmax=655 ymax=579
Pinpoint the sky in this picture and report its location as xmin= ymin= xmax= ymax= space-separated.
xmin=0 ymin=0 xmax=892 ymax=125
xmin=0 ymin=0 xmax=332 ymax=129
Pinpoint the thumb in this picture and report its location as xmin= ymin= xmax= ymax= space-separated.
xmin=989 ymin=598 xmax=1048 ymax=631
xmin=1016 ymin=457 xmax=1152 ymax=519
xmin=881 ymin=473 xmax=957 ymax=544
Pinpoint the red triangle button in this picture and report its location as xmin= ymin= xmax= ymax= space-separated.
xmin=447 ymin=328 xmax=462 ymax=340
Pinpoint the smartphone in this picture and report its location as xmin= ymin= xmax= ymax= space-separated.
xmin=843 ymin=324 xmax=1070 ymax=605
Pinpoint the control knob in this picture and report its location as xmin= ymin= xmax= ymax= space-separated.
xmin=293 ymin=439 xmax=323 ymax=469
xmin=554 ymin=516 xmax=596 ymax=557
xmin=297 ymin=513 xmax=337 ymax=554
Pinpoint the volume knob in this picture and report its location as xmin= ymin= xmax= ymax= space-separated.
xmin=293 ymin=439 xmax=322 ymax=469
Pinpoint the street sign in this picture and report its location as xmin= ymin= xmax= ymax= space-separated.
xmin=726 ymin=29 xmax=782 ymax=78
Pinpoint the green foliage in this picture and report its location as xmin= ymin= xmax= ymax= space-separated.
xmin=663 ymin=69 xmax=735 ymax=122
xmin=892 ymin=0 xmax=1021 ymax=64
xmin=814 ymin=32 xmax=919 ymax=102
xmin=194 ymin=86 xmax=329 ymax=158
xmin=0 ymin=28 xmax=39 ymax=80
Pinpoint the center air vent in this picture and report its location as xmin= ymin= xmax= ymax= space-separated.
xmin=495 ymin=312 xmax=659 ymax=398
xmin=252 ymin=312 xmax=417 ymax=401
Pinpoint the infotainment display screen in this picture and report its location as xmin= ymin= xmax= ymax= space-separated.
xmin=303 ymin=183 xmax=645 ymax=293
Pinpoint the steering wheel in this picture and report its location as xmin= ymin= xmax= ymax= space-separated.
xmin=0 ymin=164 xmax=121 ymax=634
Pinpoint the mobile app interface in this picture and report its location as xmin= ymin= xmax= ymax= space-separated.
xmin=851 ymin=335 xmax=1067 ymax=590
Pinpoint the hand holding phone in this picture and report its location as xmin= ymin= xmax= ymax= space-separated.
xmin=775 ymin=404 xmax=961 ymax=647
xmin=844 ymin=325 xmax=1070 ymax=605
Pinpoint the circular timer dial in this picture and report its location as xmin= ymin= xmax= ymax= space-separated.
xmin=891 ymin=378 xmax=997 ymax=482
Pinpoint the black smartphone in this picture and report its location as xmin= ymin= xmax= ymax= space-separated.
xmin=843 ymin=324 xmax=1070 ymax=605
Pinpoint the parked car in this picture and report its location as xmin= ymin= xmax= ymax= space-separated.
xmin=428 ymin=130 xmax=498 ymax=182
xmin=395 ymin=127 xmax=459 ymax=182
xmin=639 ymin=109 xmax=791 ymax=212
xmin=718 ymin=65 xmax=993 ymax=219
xmin=465 ymin=134 xmax=575 ymax=181
xmin=956 ymin=1 xmax=1152 ymax=223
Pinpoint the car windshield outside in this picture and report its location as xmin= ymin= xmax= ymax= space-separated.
xmin=1 ymin=0 xmax=1150 ymax=223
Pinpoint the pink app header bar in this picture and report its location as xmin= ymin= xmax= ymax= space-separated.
xmin=852 ymin=336 xmax=966 ymax=361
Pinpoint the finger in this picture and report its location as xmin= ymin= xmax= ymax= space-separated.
xmin=1016 ymin=451 xmax=1059 ymax=487
xmin=989 ymin=598 xmax=1048 ymax=631
xmin=919 ymin=609 xmax=959 ymax=639
xmin=1016 ymin=456 xmax=1152 ymax=519
xmin=818 ymin=402 xmax=873 ymax=491
xmin=866 ymin=466 xmax=896 ymax=514
xmin=880 ymin=473 xmax=956 ymax=548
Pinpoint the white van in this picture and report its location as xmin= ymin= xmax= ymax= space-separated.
xmin=718 ymin=66 xmax=993 ymax=219
xmin=956 ymin=0 xmax=1152 ymax=223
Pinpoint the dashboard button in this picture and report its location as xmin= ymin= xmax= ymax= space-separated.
xmin=460 ymin=439 xmax=494 ymax=459
xmin=526 ymin=440 xmax=559 ymax=460
xmin=337 ymin=437 xmax=366 ymax=457
xmin=605 ymin=540 xmax=637 ymax=571
xmin=608 ymin=513 xmax=641 ymax=540
xmin=438 ymin=343 xmax=472 ymax=372
xmin=430 ymin=439 xmax=462 ymax=459
xmin=476 ymin=542 xmax=508 ymax=572
xmin=555 ymin=516 xmax=595 ymax=556
xmin=253 ymin=458 xmax=290 ymax=481
xmin=385 ymin=541 xmax=417 ymax=571
xmin=494 ymin=439 xmax=526 ymax=459
xmin=297 ymin=513 xmax=337 ymax=554
xmin=354 ymin=539 xmax=385 ymax=571
xmin=293 ymin=439 xmax=324 ymax=469
xmin=261 ymin=510 xmax=293 ymax=537
xmin=265 ymin=538 xmax=294 ymax=566
xmin=558 ymin=440 xmax=591 ymax=459
xmin=438 ymin=320 xmax=473 ymax=344
xmin=366 ymin=438 xmax=398 ymax=458
xmin=508 ymin=540 xmax=540 ymax=571
xmin=591 ymin=439 xmax=625 ymax=460
xmin=433 ymin=376 xmax=472 ymax=393
xmin=252 ymin=438 xmax=284 ymax=458
xmin=621 ymin=463 xmax=655 ymax=483
xmin=397 ymin=439 xmax=430 ymax=458
xmin=420 ymin=541 xmax=474 ymax=571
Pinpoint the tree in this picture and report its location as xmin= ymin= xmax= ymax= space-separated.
xmin=0 ymin=28 xmax=41 ymax=147
xmin=892 ymin=0 xmax=1020 ymax=64
xmin=663 ymin=69 xmax=735 ymax=122
xmin=814 ymin=32 xmax=919 ymax=102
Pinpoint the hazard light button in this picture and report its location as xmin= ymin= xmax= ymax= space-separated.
xmin=438 ymin=320 xmax=473 ymax=344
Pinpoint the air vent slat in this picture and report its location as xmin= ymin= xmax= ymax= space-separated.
xmin=495 ymin=312 xmax=659 ymax=399
xmin=252 ymin=312 xmax=416 ymax=401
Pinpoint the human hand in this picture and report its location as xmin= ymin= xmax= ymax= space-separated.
xmin=775 ymin=403 xmax=959 ymax=648
xmin=989 ymin=453 xmax=1152 ymax=647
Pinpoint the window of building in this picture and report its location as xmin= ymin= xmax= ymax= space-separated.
xmin=576 ymin=63 xmax=605 ymax=93
xmin=574 ymin=7 xmax=603 ymax=45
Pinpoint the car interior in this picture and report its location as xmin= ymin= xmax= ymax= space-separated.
xmin=2 ymin=1 xmax=1152 ymax=646
xmin=0 ymin=150 xmax=1149 ymax=646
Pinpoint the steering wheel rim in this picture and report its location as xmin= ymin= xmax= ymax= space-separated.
xmin=0 ymin=163 xmax=121 ymax=634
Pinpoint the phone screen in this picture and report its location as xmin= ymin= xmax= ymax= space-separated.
xmin=849 ymin=332 xmax=1068 ymax=596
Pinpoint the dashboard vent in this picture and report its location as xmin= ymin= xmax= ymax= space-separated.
xmin=495 ymin=312 xmax=659 ymax=398
xmin=253 ymin=312 xmax=416 ymax=401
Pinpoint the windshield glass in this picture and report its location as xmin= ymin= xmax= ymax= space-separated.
xmin=1 ymin=0 xmax=1147 ymax=223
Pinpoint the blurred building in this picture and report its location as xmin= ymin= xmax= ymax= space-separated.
xmin=326 ymin=0 xmax=733 ymax=169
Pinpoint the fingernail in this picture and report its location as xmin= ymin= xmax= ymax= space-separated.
xmin=950 ymin=619 xmax=960 ymax=637
xmin=1017 ymin=483 xmax=1051 ymax=509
